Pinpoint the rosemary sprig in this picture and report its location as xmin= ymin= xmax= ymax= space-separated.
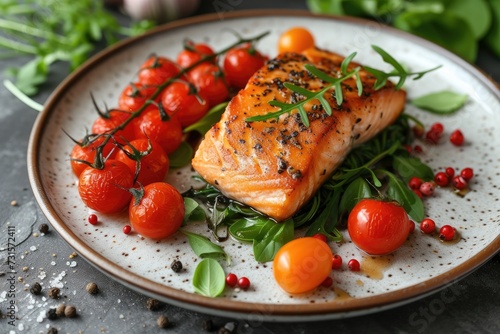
xmin=246 ymin=45 xmax=440 ymax=126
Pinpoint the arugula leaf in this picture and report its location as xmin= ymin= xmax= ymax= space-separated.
xmin=411 ymin=90 xmax=468 ymax=114
xmin=392 ymin=156 xmax=434 ymax=182
xmin=184 ymin=102 xmax=229 ymax=135
xmin=192 ymin=258 xmax=225 ymax=297
xmin=338 ymin=177 xmax=372 ymax=213
xmin=253 ymin=219 xmax=294 ymax=263
xmin=385 ymin=171 xmax=424 ymax=222
xmin=168 ymin=141 xmax=193 ymax=168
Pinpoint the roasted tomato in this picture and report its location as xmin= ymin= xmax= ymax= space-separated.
xmin=177 ymin=41 xmax=215 ymax=68
xmin=223 ymin=43 xmax=267 ymax=90
xmin=91 ymin=110 xmax=135 ymax=144
xmin=129 ymin=182 xmax=185 ymax=239
xmin=273 ymin=237 xmax=333 ymax=294
xmin=348 ymin=199 xmax=411 ymax=255
xmin=115 ymin=138 xmax=169 ymax=186
xmin=160 ymin=81 xmax=209 ymax=128
xmin=277 ymin=27 xmax=315 ymax=54
xmin=188 ymin=63 xmax=229 ymax=108
xmin=78 ymin=160 xmax=134 ymax=214
xmin=137 ymin=55 xmax=180 ymax=86
xmin=70 ymin=136 xmax=116 ymax=177
xmin=118 ymin=82 xmax=158 ymax=112
xmin=134 ymin=107 xmax=183 ymax=154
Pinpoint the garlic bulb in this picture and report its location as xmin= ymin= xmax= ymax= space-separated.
xmin=122 ymin=0 xmax=200 ymax=23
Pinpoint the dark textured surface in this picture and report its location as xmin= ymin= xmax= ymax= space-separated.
xmin=1 ymin=1 xmax=499 ymax=333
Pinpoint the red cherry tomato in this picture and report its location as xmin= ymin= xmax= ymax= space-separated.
xmin=273 ymin=237 xmax=333 ymax=294
xmin=188 ymin=63 xmax=229 ymax=108
xmin=115 ymin=138 xmax=169 ymax=186
xmin=129 ymin=182 xmax=185 ymax=239
xmin=177 ymin=42 xmax=215 ymax=68
xmin=160 ymin=81 xmax=209 ymax=128
xmin=78 ymin=160 xmax=134 ymax=214
xmin=348 ymin=199 xmax=410 ymax=255
xmin=118 ymin=82 xmax=158 ymax=112
xmin=70 ymin=136 xmax=116 ymax=177
xmin=134 ymin=107 xmax=183 ymax=154
xmin=138 ymin=56 xmax=180 ymax=86
xmin=223 ymin=44 xmax=267 ymax=90
xmin=278 ymin=27 xmax=315 ymax=54
xmin=91 ymin=110 xmax=135 ymax=144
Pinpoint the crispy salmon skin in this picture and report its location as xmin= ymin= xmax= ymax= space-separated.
xmin=192 ymin=47 xmax=406 ymax=221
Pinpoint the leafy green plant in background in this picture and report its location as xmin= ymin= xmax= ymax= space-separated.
xmin=307 ymin=0 xmax=500 ymax=62
xmin=0 ymin=0 xmax=155 ymax=96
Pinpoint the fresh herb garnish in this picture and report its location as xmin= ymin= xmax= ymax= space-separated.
xmin=245 ymin=45 xmax=439 ymax=126
xmin=252 ymin=219 xmax=294 ymax=263
xmin=0 ymin=0 xmax=155 ymax=96
xmin=192 ymin=258 xmax=226 ymax=297
xmin=182 ymin=230 xmax=229 ymax=264
xmin=168 ymin=142 xmax=193 ymax=168
xmin=183 ymin=102 xmax=229 ymax=135
xmin=411 ymin=90 xmax=468 ymax=114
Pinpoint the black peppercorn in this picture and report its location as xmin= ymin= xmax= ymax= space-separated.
xmin=146 ymin=298 xmax=162 ymax=311
xmin=47 ymin=327 xmax=58 ymax=334
xmin=47 ymin=308 xmax=57 ymax=320
xmin=171 ymin=260 xmax=183 ymax=273
xmin=157 ymin=315 xmax=170 ymax=328
xmin=30 ymin=282 xmax=42 ymax=295
xmin=48 ymin=287 xmax=60 ymax=299
xmin=39 ymin=224 xmax=49 ymax=234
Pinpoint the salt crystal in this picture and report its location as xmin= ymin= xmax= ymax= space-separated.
xmin=119 ymin=314 xmax=124 ymax=319
xmin=18 ymin=323 xmax=24 ymax=330
xmin=30 ymin=246 xmax=37 ymax=251
xmin=0 ymin=291 xmax=7 ymax=302
xmin=50 ymin=261 xmax=56 ymax=266
xmin=117 ymin=299 xmax=121 ymax=303
xmin=36 ymin=309 xmax=46 ymax=322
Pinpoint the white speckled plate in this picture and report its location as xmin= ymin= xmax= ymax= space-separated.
xmin=28 ymin=10 xmax=500 ymax=321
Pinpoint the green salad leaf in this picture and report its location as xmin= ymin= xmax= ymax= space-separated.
xmin=411 ymin=90 xmax=468 ymax=114
xmin=192 ymin=258 xmax=225 ymax=297
xmin=168 ymin=142 xmax=194 ymax=168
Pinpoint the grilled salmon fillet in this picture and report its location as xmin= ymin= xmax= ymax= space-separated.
xmin=192 ymin=47 xmax=406 ymax=221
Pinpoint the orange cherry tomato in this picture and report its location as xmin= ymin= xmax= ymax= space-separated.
xmin=115 ymin=138 xmax=169 ymax=186
xmin=177 ymin=42 xmax=215 ymax=68
xmin=277 ymin=27 xmax=315 ymax=54
xmin=188 ymin=63 xmax=229 ymax=108
xmin=118 ymin=82 xmax=158 ymax=112
xmin=129 ymin=182 xmax=185 ymax=239
xmin=91 ymin=110 xmax=135 ymax=144
xmin=70 ymin=137 xmax=116 ymax=177
xmin=348 ymin=199 xmax=411 ymax=255
xmin=134 ymin=107 xmax=183 ymax=154
xmin=138 ymin=56 xmax=180 ymax=86
xmin=273 ymin=237 xmax=333 ymax=294
xmin=78 ymin=160 xmax=134 ymax=214
xmin=223 ymin=43 xmax=267 ymax=90
xmin=160 ymin=81 xmax=210 ymax=128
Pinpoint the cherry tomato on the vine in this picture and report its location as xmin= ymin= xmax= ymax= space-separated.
xmin=160 ymin=81 xmax=209 ymax=128
xmin=134 ymin=107 xmax=183 ymax=154
xmin=138 ymin=56 xmax=180 ymax=86
xmin=177 ymin=42 xmax=215 ymax=68
xmin=91 ymin=110 xmax=135 ymax=144
xmin=223 ymin=43 xmax=267 ymax=90
xmin=129 ymin=182 xmax=185 ymax=239
xmin=70 ymin=136 xmax=116 ymax=177
xmin=348 ymin=199 xmax=411 ymax=255
xmin=115 ymin=138 xmax=169 ymax=186
xmin=78 ymin=160 xmax=134 ymax=214
xmin=277 ymin=27 xmax=315 ymax=54
xmin=273 ymin=237 xmax=333 ymax=294
xmin=188 ymin=63 xmax=229 ymax=108
xmin=118 ymin=82 xmax=158 ymax=112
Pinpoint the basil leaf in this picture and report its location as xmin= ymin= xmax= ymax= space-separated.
xmin=229 ymin=217 xmax=270 ymax=242
xmin=392 ymin=156 xmax=434 ymax=182
xmin=253 ymin=219 xmax=294 ymax=263
xmin=183 ymin=198 xmax=206 ymax=223
xmin=168 ymin=141 xmax=193 ymax=168
xmin=183 ymin=102 xmax=228 ymax=135
xmin=339 ymin=177 xmax=372 ymax=213
xmin=385 ymin=172 xmax=424 ymax=222
xmin=411 ymin=90 xmax=468 ymax=114
xmin=192 ymin=258 xmax=225 ymax=297
xmin=182 ymin=231 xmax=228 ymax=261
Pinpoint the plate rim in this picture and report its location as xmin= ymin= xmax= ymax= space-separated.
xmin=27 ymin=9 xmax=500 ymax=320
